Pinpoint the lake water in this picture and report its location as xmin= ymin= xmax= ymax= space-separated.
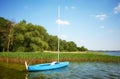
xmin=104 ymin=51 xmax=120 ymax=56
xmin=92 ymin=51 xmax=120 ymax=56
xmin=0 ymin=62 xmax=120 ymax=79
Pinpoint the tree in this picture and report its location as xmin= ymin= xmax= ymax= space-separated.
xmin=13 ymin=20 xmax=49 ymax=52
xmin=66 ymin=41 xmax=78 ymax=51
xmin=0 ymin=17 xmax=88 ymax=52
xmin=0 ymin=17 xmax=14 ymax=52
xmin=47 ymin=35 xmax=58 ymax=51
xmin=77 ymin=46 xmax=88 ymax=51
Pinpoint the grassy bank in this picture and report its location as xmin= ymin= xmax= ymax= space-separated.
xmin=0 ymin=52 xmax=120 ymax=64
xmin=0 ymin=52 xmax=120 ymax=71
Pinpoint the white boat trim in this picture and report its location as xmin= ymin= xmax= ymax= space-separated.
xmin=25 ymin=61 xmax=28 ymax=70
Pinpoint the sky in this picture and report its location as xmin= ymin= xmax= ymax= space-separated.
xmin=0 ymin=0 xmax=120 ymax=50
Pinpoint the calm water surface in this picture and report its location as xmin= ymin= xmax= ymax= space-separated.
xmin=104 ymin=51 xmax=120 ymax=56
xmin=0 ymin=62 xmax=120 ymax=79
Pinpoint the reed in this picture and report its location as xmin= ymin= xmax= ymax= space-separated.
xmin=0 ymin=52 xmax=120 ymax=64
xmin=0 ymin=62 xmax=26 ymax=71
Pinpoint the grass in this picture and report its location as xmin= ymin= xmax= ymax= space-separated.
xmin=0 ymin=52 xmax=120 ymax=64
xmin=0 ymin=52 xmax=120 ymax=71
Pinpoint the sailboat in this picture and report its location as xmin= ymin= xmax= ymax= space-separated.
xmin=25 ymin=6 xmax=69 ymax=71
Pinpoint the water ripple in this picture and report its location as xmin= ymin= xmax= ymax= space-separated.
xmin=27 ymin=62 xmax=120 ymax=79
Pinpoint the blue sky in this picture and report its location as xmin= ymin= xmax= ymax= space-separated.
xmin=0 ymin=0 xmax=120 ymax=50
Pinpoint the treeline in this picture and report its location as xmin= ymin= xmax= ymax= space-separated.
xmin=0 ymin=17 xmax=88 ymax=52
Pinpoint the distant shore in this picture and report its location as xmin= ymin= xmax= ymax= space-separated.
xmin=89 ymin=50 xmax=120 ymax=52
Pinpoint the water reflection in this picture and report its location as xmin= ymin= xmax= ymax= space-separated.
xmin=0 ymin=62 xmax=120 ymax=79
xmin=0 ymin=66 xmax=26 ymax=79
xmin=26 ymin=62 xmax=120 ymax=79
xmin=26 ymin=66 xmax=68 ymax=79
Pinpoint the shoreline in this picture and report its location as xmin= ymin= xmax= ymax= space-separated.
xmin=0 ymin=52 xmax=120 ymax=71
xmin=0 ymin=52 xmax=119 ymax=63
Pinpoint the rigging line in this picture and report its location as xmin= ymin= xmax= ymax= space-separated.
xmin=57 ymin=5 xmax=60 ymax=62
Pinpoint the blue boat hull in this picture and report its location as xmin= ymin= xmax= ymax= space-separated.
xmin=27 ymin=62 xmax=69 ymax=71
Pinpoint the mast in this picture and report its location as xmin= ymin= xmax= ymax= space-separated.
xmin=57 ymin=6 xmax=60 ymax=62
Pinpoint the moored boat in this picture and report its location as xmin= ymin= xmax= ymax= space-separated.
xmin=25 ymin=61 xmax=69 ymax=71
xmin=25 ymin=5 xmax=69 ymax=72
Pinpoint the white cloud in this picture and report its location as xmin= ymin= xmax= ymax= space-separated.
xmin=65 ymin=6 xmax=76 ymax=10
xmin=100 ymin=26 xmax=105 ymax=29
xmin=71 ymin=6 xmax=76 ymax=10
xmin=56 ymin=19 xmax=70 ymax=25
xmin=95 ymin=14 xmax=107 ymax=20
xmin=114 ymin=3 xmax=120 ymax=14
xmin=60 ymin=34 xmax=67 ymax=40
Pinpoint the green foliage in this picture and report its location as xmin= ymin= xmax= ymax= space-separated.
xmin=0 ymin=17 xmax=88 ymax=52
xmin=0 ymin=17 xmax=14 ymax=52
xmin=66 ymin=41 xmax=78 ymax=51
xmin=0 ymin=52 xmax=120 ymax=63
xmin=77 ymin=46 xmax=88 ymax=51
xmin=13 ymin=20 xmax=49 ymax=52
xmin=47 ymin=35 xmax=58 ymax=51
